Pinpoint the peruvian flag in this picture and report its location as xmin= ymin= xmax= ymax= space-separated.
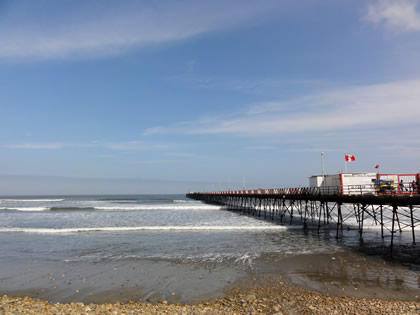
xmin=345 ymin=154 xmax=356 ymax=162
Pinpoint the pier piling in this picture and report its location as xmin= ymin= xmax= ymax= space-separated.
xmin=187 ymin=187 xmax=420 ymax=252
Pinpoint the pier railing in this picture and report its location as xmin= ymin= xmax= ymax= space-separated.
xmin=198 ymin=184 xmax=418 ymax=197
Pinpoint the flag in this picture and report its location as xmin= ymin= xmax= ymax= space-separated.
xmin=345 ymin=154 xmax=356 ymax=162
xmin=375 ymin=165 xmax=379 ymax=169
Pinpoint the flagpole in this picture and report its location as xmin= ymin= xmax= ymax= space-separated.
xmin=345 ymin=155 xmax=348 ymax=173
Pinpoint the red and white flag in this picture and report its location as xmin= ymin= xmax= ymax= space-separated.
xmin=345 ymin=154 xmax=356 ymax=162
xmin=375 ymin=165 xmax=379 ymax=169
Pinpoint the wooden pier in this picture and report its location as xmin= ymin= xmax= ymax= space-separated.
xmin=187 ymin=187 xmax=420 ymax=251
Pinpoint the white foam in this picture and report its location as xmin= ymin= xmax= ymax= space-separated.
xmin=0 ymin=225 xmax=287 ymax=234
xmin=0 ymin=199 xmax=64 ymax=202
xmin=95 ymin=204 xmax=220 ymax=211
xmin=0 ymin=204 xmax=220 ymax=211
xmin=0 ymin=207 xmax=49 ymax=211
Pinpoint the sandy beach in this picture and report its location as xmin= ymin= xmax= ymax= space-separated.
xmin=2 ymin=250 xmax=420 ymax=314
xmin=2 ymin=275 xmax=420 ymax=314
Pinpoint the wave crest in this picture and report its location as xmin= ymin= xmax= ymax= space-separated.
xmin=0 ymin=225 xmax=287 ymax=234
xmin=0 ymin=204 xmax=220 ymax=211
xmin=0 ymin=199 xmax=64 ymax=202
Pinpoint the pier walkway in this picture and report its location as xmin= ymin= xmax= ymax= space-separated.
xmin=187 ymin=186 xmax=420 ymax=251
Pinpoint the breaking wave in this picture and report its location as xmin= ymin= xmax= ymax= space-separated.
xmin=0 ymin=207 xmax=49 ymax=211
xmin=0 ymin=199 xmax=64 ymax=202
xmin=0 ymin=204 xmax=220 ymax=211
xmin=0 ymin=225 xmax=287 ymax=234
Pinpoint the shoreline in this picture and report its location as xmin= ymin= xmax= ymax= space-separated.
xmin=2 ymin=275 xmax=420 ymax=314
xmin=2 ymin=251 xmax=420 ymax=304
xmin=2 ymin=251 xmax=420 ymax=313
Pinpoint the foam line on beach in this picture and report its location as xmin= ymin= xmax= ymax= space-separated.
xmin=0 ymin=207 xmax=50 ymax=211
xmin=94 ymin=205 xmax=220 ymax=211
xmin=0 ymin=204 xmax=221 ymax=211
xmin=0 ymin=199 xmax=64 ymax=202
xmin=0 ymin=225 xmax=288 ymax=234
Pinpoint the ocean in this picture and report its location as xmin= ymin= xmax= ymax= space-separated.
xmin=0 ymin=194 xmax=419 ymax=303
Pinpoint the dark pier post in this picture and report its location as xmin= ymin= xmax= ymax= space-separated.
xmin=336 ymin=202 xmax=342 ymax=239
xmin=318 ymin=202 xmax=323 ymax=233
xmin=356 ymin=203 xmax=360 ymax=231
xmin=390 ymin=205 xmax=397 ymax=253
xmin=310 ymin=201 xmax=314 ymax=223
xmin=410 ymin=204 xmax=416 ymax=244
xmin=300 ymin=200 xmax=303 ymax=221
xmin=324 ymin=203 xmax=328 ymax=225
xmin=396 ymin=210 xmax=402 ymax=233
xmin=359 ymin=204 xmax=366 ymax=239
xmin=271 ymin=199 xmax=275 ymax=220
xmin=372 ymin=204 xmax=377 ymax=224
xmin=304 ymin=200 xmax=309 ymax=230
xmin=380 ymin=204 xmax=384 ymax=239
xmin=263 ymin=199 xmax=267 ymax=219
xmin=313 ymin=201 xmax=316 ymax=223
xmin=290 ymin=200 xmax=294 ymax=225
xmin=280 ymin=197 xmax=285 ymax=223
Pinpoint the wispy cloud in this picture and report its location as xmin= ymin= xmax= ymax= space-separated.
xmin=366 ymin=0 xmax=420 ymax=32
xmin=143 ymin=126 xmax=166 ymax=136
xmin=169 ymin=74 xmax=329 ymax=96
xmin=103 ymin=141 xmax=170 ymax=151
xmin=135 ymin=159 xmax=175 ymax=164
xmin=0 ymin=0 xmax=276 ymax=59
xmin=2 ymin=140 xmax=171 ymax=151
xmin=144 ymin=79 xmax=420 ymax=136
xmin=247 ymin=145 xmax=276 ymax=151
xmin=3 ymin=143 xmax=64 ymax=149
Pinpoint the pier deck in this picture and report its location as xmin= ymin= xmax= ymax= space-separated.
xmin=187 ymin=187 xmax=420 ymax=251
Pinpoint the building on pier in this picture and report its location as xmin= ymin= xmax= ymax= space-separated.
xmin=309 ymin=172 xmax=377 ymax=195
xmin=378 ymin=173 xmax=418 ymax=194
xmin=309 ymin=172 xmax=420 ymax=195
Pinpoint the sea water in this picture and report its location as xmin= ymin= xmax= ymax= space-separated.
xmin=0 ymin=195 xmax=341 ymax=264
xmin=0 ymin=195 xmax=419 ymax=303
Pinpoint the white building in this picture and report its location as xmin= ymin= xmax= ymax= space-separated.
xmin=309 ymin=172 xmax=377 ymax=195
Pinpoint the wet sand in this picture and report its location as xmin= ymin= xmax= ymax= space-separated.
xmin=0 ymin=259 xmax=246 ymax=304
xmin=2 ymin=275 xmax=420 ymax=314
xmin=1 ymin=251 xmax=420 ymax=313
xmin=254 ymin=251 xmax=420 ymax=301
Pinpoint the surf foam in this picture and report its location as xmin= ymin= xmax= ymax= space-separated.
xmin=0 ymin=225 xmax=287 ymax=234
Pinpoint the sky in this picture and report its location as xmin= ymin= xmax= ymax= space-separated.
xmin=1 ymin=0 xmax=420 ymax=194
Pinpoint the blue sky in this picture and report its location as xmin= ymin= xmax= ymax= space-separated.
xmin=1 ymin=0 xmax=420 ymax=194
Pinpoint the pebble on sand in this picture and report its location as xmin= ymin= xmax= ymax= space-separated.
xmin=1 ymin=277 xmax=420 ymax=314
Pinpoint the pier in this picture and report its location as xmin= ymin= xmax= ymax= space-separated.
xmin=187 ymin=186 xmax=420 ymax=251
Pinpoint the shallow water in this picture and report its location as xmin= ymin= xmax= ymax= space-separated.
xmin=0 ymin=195 xmax=343 ymax=266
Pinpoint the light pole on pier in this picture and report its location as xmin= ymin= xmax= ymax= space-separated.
xmin=321 ymin=152 xmax=325 ymax=193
